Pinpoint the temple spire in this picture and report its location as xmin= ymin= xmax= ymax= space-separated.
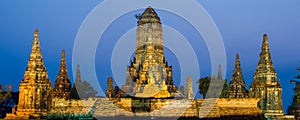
xmin=27 ymin=29 xmax=43 ymax=72
xmin=59 ymin=50 xmax=67 ymax=74
xmin=25 ymin=29 xmax=48 ymax=82
xmin=249 ymin=34 xmax=283 ymax=115
xmin=122 ymin=7 xmax=174 ymax=98
xmin=53 ymin=50 xmax=71 ymax=99
xmin=233 ymin=53 xmax=242 ymax=76
xmin=261 ymin=34 xmax=271 ymax=60
xmin=32 ymin=29 xmax=40 ymax=54
xmin=217 ymin=64 xmax=222 ymax=79
xmin=235 ymin=53 xmax=240 ymax=67
xmin=16 ymin=29 xmax=52 ymax=117
xmin=75 ymin=64 xmax=82 ymax=82
xmin=255 ymin=34 xmax=276 ymax=82
xmin=229 ymin=53 xmax=247 ymax=98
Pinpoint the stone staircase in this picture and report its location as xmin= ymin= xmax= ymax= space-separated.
xmin=92 ymin=98 xmax=133 ymax=117
xmin=197 ymin=99 xmax=220 ymax=118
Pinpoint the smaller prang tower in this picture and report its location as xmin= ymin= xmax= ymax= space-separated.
xmin=53 ymin=50 xmax=71 ymax=99
xmin=229 ymin=53 xmax=248 ymax=98
xmin=249 ymin=34 xmax=283 ymax=115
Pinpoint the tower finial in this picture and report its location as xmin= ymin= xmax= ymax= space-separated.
xmin=59 ymin=50 xmax=66 ymax=71
xmin=138 ymin=7 xmax=161 ymax=25
xmin=53 ymin=50 xmax=71 ymax=99
xmin=62 ymin=50 xmax=65 ymax=58
xmin=236 ymin=53 xmax=240 ymax=60
xmin=34 ymin=29 xmax=39 ymax=37
xmin=229 ymin=53 xmax=247 ymax=98
xmin=262 ymin=34 xmax=270 ymax=49
xmin=235 ymin=53 xmax=240 ymax=67
xmin=263 ymin=34 xmax=268 ymax=39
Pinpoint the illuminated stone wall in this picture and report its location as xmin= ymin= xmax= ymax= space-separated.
xmin=50 ymin=98 xmax=264 ymax=118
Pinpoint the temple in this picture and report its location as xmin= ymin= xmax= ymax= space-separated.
xmin=5 ymin=29 xmax=52 ymax=119
xmin=121 ymin=7 xmax=177 ymax=98
xmin=229 ymin=53 xmax=248 ymax=98
xmin=53 ymin=50 xmax=71 ymax=99
xmin=249 ymin=34 xmax=285 ymax=118
xmin=3 ymin=7 xmax=297 ymax=120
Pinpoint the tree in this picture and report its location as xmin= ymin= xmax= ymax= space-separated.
xmin=296 ymin=65 xmax=300 ymax=79
xmin=70 ymin=80 xmax=97 ymax=99
xmin=197 ymin=77 xmax=210 ymax=98
xmin=288 ymin=62 xmax=300 ymax=116
xmin=221 ymin=79 xmax=230 ymax=98
xmin=197 ymin=76 xmax=229 ymax=98
xmin=0 ymin=84 xmax=13 ymax=101
xmin=0 ymin=84 xmax=2 ymax=93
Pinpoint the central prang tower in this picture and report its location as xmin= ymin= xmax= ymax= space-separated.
xmin=122 ymin=7 xmax=177 ymax=98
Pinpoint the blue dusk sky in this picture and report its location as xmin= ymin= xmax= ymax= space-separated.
xmin=0 ymin=0 xmax=300 ymax=113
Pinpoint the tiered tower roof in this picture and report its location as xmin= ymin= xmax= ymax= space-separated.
xmin=53 ymin=50 xmax=71 ymax=99
xmin=17 ymin=29 xmax=52 ymax=116
xmin=22 ymin=29 xmax=50 ymax=83
xmin=249 ymin=34 xmax=283 ymax=115
xmin=254 ymin=34 xmax=277 ymax=83
xmin=138 ymin=6 xmax=161 ymax=26
xmin=229 ymin=53 xmax=247 ymax=98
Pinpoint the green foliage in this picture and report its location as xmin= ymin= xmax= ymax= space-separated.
xmin=197 ymin=76 xmax=229 ymax=98
xmin=221 ymin=79 xmax=230 ymax=98
xmin=0 ymin=84 xmax=13 ymax=101
xmin=197 ymin=77 xmax=210 ymax=98
xmin=47 ymin=114 xmax=94 ymax=120
xmin=291 ymin=63 xmax=300 ymax=97
xmin=296 ymin=64 xmax=300 ymax=79
xmin=288 ymin=62 xmax=300 ymax=114
xmin=70 ymin=80 xmax=97 ymax=99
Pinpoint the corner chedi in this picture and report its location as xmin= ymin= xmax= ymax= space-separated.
xmin=249 ymin=34 xmax=293 ymax=119
xmin=5 ymin=29 xmax=52 ymax=119
xmin=121 ymin=6 xmax=177 ymax=98
xmin=228 ymin=53 xmax=248 ymax=98
xmin=53 ymin=50 xmax=71 ymax=99
xmin=70 ymin=64 xmax=97 ymax=99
